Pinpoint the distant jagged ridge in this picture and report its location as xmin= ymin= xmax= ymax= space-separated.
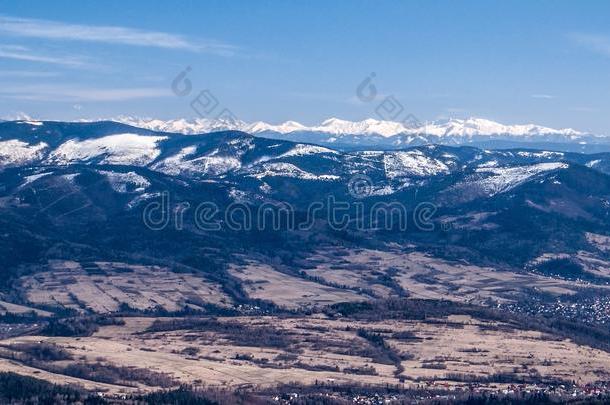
xmin=109 ymin=116 xmax=609 ymax=152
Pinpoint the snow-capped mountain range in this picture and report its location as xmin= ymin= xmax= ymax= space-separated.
xmin=107 ymin=116 xmax=609 ymax=153
xmin=2 ymin=119 xmax=610 ymax=275
xmin=4 ymin=120 xmax=610 ymax=293
xmin=113 ymin=116 xmax=583 ymax=137
xmin=1 ymin=120 xmax=610 ymax=204
xmin=6 ymin=115 xmax=608 ymax=151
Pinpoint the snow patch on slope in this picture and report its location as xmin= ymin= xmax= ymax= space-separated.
xmin=516 ymin=151 xmax=565 ymax=158
xmin=151 ymin=146 xmax=198 ymax=176
xmin=153 ymin=146 xmax=241 ymax=177
xmin=15 ymin=120 xmax=43 ymax=126
xmin=48 ymin=134 xmax=166 ymax=166
xmin=0 ymin=140 xmax=47 ymax=167
xmin=473 ymin=162 xmax=568 ymax=196
xmin=383 ymin=151 xmax=450 ymax=178
xmin=249 ymin=163 xmax=340 ymax=181
xmin=278 ymin=144 xmax=338 ymax=158
xmin=20 ymin=171 xmax=53 ymax=187
xmin=61 ymin=173 xmax=80 ymax=184
xmin=98 ymin=170 xmax=150 ymax=193
xmin=253 ymin=144 xmax=339 ymax=166
xmin=127 ymin=192 xmax=161 ymax=209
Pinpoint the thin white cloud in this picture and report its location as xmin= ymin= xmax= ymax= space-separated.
xmin=0 ymin=84 xmax=171 ymax=102
xmin=0 ymin=44 xmax=89 ymax=67
xmin=0 ymin=15 xmax=237 ymax=55
xmin=569 ymin=33 xmax=610 ymax=57
xmin=0 ymin=69 xmax=60 ymax=77
xmin=531 ymin=94 xmax=554 ymax=99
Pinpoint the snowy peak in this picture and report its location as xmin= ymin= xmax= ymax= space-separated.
xmin=314 ymin=118 xmax=409 ymax=137
xmin=245 ymin=120 xmax=307 ymax=134
xmin=423 ymin=118 xmax=582 ymax=137
xmin=113 ymin=116 xmax=249 ymax=135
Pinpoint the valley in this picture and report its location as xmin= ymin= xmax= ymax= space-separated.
xmin=4 ymin=1 xmax=610 ymax=402
xmin=0 ymin=120 xmax=610 ymax=402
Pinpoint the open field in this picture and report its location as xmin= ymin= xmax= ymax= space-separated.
xmin=2 ymin=249 xmax=610 ymax=401
xmin=0 ymin=313 xmax=609 ymax=397
xmin=11 ymin=247 xmax=610 ymax=315
xmin=0 ymin=299 xmax=51 ymax=316
xmin=303 ymin=248 xmax=600 ymax=304
xmin=228 ymin=260 xmax=366 ymax=308
xmin=17 ymin=260 xmax=233 ymax=313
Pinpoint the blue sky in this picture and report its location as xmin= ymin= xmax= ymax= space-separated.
xmin=1 ymin=0 xmax=610 ymax=133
